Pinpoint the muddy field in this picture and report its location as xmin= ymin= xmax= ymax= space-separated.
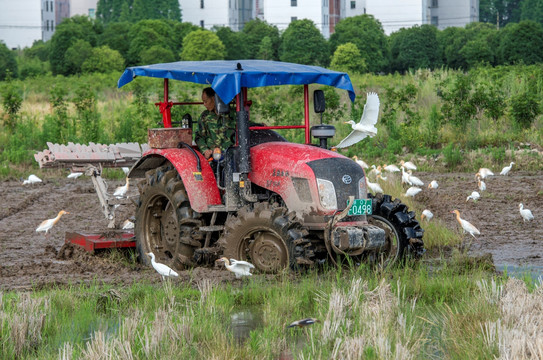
xmin=1 ymin=171 xmax=542 ymax=291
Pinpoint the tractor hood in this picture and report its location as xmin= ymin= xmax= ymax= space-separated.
xmin=250 ymin=142 xmax=366 ymax=214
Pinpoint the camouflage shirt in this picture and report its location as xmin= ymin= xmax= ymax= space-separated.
xmin=194 ymin=109 xmax=236 ymax=154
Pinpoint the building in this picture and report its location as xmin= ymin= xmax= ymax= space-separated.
xmin=180 ymin=0 xmax=478 ymax=37
xmin=71 ymin=0 xmax=98 ymax=19
xmin=0 ymin=0 xmax=41 ymax=49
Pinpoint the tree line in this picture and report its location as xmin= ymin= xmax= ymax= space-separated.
xmin=1 ymin=11 xmax=543 ymax=81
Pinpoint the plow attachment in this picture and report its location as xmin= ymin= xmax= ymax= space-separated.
xmin=66 ymin=231 xmax=135 ymax=254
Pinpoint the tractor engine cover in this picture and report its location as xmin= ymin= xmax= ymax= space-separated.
xmin=332 ymin=225 xmax=385 ymax=252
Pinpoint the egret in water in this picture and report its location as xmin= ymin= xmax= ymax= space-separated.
xmin=404 ymin=186 xmax=422 ymax=197
xmin=67 ymin=172 xmax=83 ymax=179
xmin=475 ymin=168 xmax=494 ymax=179
xmin=421 ymin=209 xmax=433 ymax=222
xmin=113 ymin=178 xmax=129 ymax=198
xmin=287 ymin=318 xmax=320 ymax=328
xmin=352 ymin=155 xmax=369 ymax=169
xmin=36 ymin=210 xmax=69 ymax=238
xmin=147 ymin=252 xmax=179 ymax=281
xmin=500 ymin=162 xmax=514 ymax=176
xmin=336 ymin=92 xmax=380 ymax=148
xmin=216 ymin=257 xmax=255 ymax=278
xmin=466 ymin=191 xmax=481 ymax=202
xmin=23 ymin=174 xmax=42 ymax=185
xmin=400 ymin=160 xmax=417 ymax=171
xmin=519 ymin=203 xmax=534 ymax=222
xmin=451 ymin=210 xmax=480 ymax=238
xmin=428 ymin=180 xmax=439 ymax=189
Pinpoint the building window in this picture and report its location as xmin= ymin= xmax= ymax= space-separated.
xmin=324 ymin=14 xmax=328 ymax=25
xmin=46 ymin=20 xmax=49 ymax=31
xmin=45 ymin=1 xmax=48 ymax=11
xmin=431 ymin=16 xmax=438 ymax=25
xmin=51 ymin=20 xmax=54 ymax=31
xmin=200 ymin=0 xmax=204 ymax=9
xmin=50 ymin=1 xmax=53 ymax=11
xmin=364 ymin=7 xmax=366 ymax=14
xmin=351 ymin=1 xmax=356 ymax=9
xmin=431 ymin=0 xmax=438 ymax=7
xmin=200 ymin=20 xmax=204 ymax=28
xmin=291 ymin=16 xmax=297 ymax=22
xmin=291 ymin=0 xmax=297 ymax=6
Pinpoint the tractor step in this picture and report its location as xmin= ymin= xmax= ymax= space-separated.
xmin=65 ymin=231 xmax=135 ymax=254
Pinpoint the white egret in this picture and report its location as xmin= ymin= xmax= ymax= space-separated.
xmin=216 ymin=257 xmax=255 ymax=278
xmin=287 ymin=318 xmax=320 ymax=328
xmin=383 ymin=164 xmax=400 ymax=173
xmin=146 ymin=252 xmax=179 ymax=280
xmin=352 ymin=156 xmax=369 ymax=169
xmin=428 ymin=180 xmax=439 ymax=189
xmin=476 ymin=168 xmax=494 ymax=179
xmin=407 ymin=170 xmax=424 ymax=186
xmin=404 ymin=186 xmax=422 ymax=197
xmin=500 ymin=162 xmax=514 ymax=176
xmin=67 ymin=172 xmax=83 ymax=179
xmin=421 ymin=209 xmax=433 ymax=221
xmin=36 ymin=210 xmax=69 ymax=238
xmin=477 ymin=176 xmax=486 ymax=192
xmin=122 ymin=167 xmax=130 ymax=175
xmin=466 ymin=191 xmax=480 ymax=202
xmin=377 ymin=173 xmax=387 ymax=182
xmin=23 ymin=174 xmax=42 ymax=185
xmin=366 ymin=178 xmax=383 ymax=194
xmin=451 ymin=210 xmax=480 ymax=238
xmin=401 ymin=167 xmax=412 ymax=185
xmin=336 ymin=92 xmax=380 ymax=148
xmin=122 ymin=219 xmax=134 ymax=229
xmin=113 ymin=178 xmax=129 ymax=198
xmin=519 ymin=203 xmax=534 ymax=222
xmin=400 ymin=160 xmax=417 ymax=171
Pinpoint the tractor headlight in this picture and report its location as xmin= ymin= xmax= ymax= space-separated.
xmin=317 ymin=178 xmax=337 ymax=210
xmin=358 ymin=177 xmax=365 ymax=198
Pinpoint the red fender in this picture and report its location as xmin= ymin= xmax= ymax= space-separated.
xmin=134 ymin=148 xmax=222 ymax=212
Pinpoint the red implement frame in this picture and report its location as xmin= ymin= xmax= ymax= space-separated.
xmin=66 ymin=231 xmax=135 ymax=254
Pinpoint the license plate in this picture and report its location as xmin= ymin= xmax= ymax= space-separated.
xmin=347 ymin=199 xmax=372 ymax=216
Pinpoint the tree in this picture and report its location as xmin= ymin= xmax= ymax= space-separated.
xmin=49 ymin=16 xmax=101 ymax=75
xmin=99 ymin=22 xmax=132 ymax=61
xmin=242 ymin=19 xmax=280 ymax=60
xmin=180 ymin=30 xmax=225 ymax=61
xmin=438 ymin=27 xmax=469 ymax=69
xmin=82 ymin=46 xmax=125 ymax=73
xmin=329 ymin=15 xmax=388 ymax=73
xmin=279 ymin=19 xmax=329 ymax=66
xmin=65 ymin=39 xmax=93 ymax=74
xmin=0 ymin=42 xmax=17 ymax=81
xmin=389 ymin=25 xmax=440 ymax=72
xmin=330 ymin=42 xmax=367 ymax=74
xmin=140 ymin=45 xmax=175 ymax=64
xmin=498 ymin=20 xmax=543 ymax=65
xmin=520 ymin=0 xmax=543 ymax=25
xmin=256 ymin=36 xmax=274 ymax=60
xmin=126 ymin=19 xmax=175 ymax=65
xmin=480 ymin=0 xmax=522 ymax=28
xmin=214 ymin=26 xmax=249 ymax=60
xmin=460 ymin=23 xmax=499 ymax=67
xmin=24 ymin=40 xmax=50 ymax=62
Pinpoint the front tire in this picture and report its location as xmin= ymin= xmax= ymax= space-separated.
xmin=135 ymin=164 xmax=202 ymax=270
xmin=368 ymin=193 xmax=424 ymax=267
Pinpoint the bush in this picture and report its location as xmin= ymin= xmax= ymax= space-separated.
xmin=509 ymin=91 xmax=540 ymax=129
xmin=443 ymin=143 xmax=463 ymax=168
xmin=82 ymin=46 xmax=125 ymax=73
xmin=1 ymin=81 xmax=23 ymax=131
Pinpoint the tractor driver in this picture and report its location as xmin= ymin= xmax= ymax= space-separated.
xmin=194 ymin=87 xmax=236 ymax=159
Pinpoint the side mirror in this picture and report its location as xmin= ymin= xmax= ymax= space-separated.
xmin=215 ymin=94 xmax=230 ymax=114
xmin=313 ymin=90 xmax=325 ymax=113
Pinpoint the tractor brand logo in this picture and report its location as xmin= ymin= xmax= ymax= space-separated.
xmin=342 ymin=175 xmax=352 ymax=184
xmin=272 ymin=169 xmax=289 ymax=177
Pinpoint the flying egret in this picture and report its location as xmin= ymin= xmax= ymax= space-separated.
xmin=451 ymin=210 xmax=480 ymax=238
xmin=401 ymin=167 xmax=412 ymax=185
xmin=475 ymin=168 xmax=494 ymax=179
xmin=287 ymin=318 xmax=320 ymax=328
xmin=113 ymin=178 xmax=129 ymax=198
xmin=421 ymin=209 xmax=433 ymax=221
xmin=500 ymin=162 xmax=515 ymax=176
xmin=400 ymin=160 xmax=417 ymax=171
xmin=407 ymin=170 xmax=424 ymax=186
xmin=383 ymin=164 xmax=400 ymax=173
xmin=67 ymin=172 xmax=83 ymax=179
xmin=36 ymin=210 xmax=69 ymax=238
xmin=466 ymin=191 xmax=480 ymax=202
xmin=216 ymin=257 xmax=255 ymax=278
xmin=122 ymin=219 xmax=134 ymax=229
xmin=404 ymin=186 xmax=422 ymax=197
xmin=477 ymin=176 xmax=486 ymax=192
xmin=428 ymin=180 xmax=439 ymax=189
xmin=519 ymin=203 xmax=534 ymax=222
xmin=366 ymin=177 xmax=383 ymax=194
xmin=122 ymin=167 xmax=130 ymax=175
xmin=335 ymin=92 xmax=380 ymax=149
xmin=352 ymin=156 xmax=369 ymax=169
xmin=23 ymin=174 xmax=42 ymax=185
xmin=146 ymin=252 xmax=179 ymax=280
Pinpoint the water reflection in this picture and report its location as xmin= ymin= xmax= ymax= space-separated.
xmin=230 ymin=308 xmax=262 ymax=343
xmin=496 ymin=264 xmax=543 ymax=282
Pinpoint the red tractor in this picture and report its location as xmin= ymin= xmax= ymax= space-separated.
xmin=118 ymin=60 xmax=424 ymax=272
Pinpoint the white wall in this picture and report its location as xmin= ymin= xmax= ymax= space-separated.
xmin=263 ymin=0 xmax=324 ymax=32
xmin=70 ymin=0 xmax=97 ymax=18
xmin=180 ymin=0 xmax=231 ymax=29
xmin=433 ymin=0 xmax=479 ymax=30
xmin=366 ymin=0 xmax=424 ymax=35
xmin=0 ymin=0 xmax=41 ymax=49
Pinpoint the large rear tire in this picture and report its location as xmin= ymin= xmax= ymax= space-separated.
xmin=135 ymin=164 xmax=202 ymax=270
xmin=368 ymin=193 xmax=424 ymax=267
xmin=219 ymin=203 xmax=314 ymax=272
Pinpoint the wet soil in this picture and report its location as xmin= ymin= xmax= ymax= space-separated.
xmin=1 ymin=171 xmax=541 ymax=291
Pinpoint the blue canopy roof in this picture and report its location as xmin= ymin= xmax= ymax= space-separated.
xmin=118 ymin=60 xmax=356 ymax=104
